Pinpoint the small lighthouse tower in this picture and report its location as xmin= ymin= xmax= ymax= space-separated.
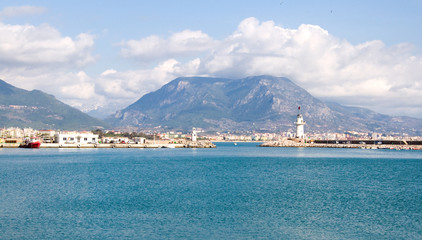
xmin=295 ymin=106 xmax=306 ymax=139
xmin=192 ymin=128 xmax=198 ymax=142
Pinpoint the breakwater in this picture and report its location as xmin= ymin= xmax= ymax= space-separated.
xmin=260 ymin=139 xmax=422 ymax=150
xmin=0 ymin=141 xmax=216 ymax=149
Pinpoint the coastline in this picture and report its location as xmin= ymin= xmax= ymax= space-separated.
xmin=1 ymin=140 xmax=420 ymax=150
xmin=0 ymin=141 xmax=216 ymax=149
xmin=259 ymin=140 xmax=422 ymax=150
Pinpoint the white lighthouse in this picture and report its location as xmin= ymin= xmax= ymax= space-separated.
xmin=192 ymin=128 xmax=198 ymax=142
xmin=295 ymin=107 xmax=306 ymax=139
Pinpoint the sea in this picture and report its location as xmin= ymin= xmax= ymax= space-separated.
xmin=0 ymin=142 xmax=421 ymax=239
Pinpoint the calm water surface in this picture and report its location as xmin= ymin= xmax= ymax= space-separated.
xmin=0 ymin=143 xmax=421 ymax=239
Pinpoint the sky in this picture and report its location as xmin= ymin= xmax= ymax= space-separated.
xmin=0 ymin=0 xmax=422 ymax=119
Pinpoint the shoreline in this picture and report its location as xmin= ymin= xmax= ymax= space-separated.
xmin=259 ymin=141 xmax=422 ymax=150
xmin=0 ymin=141 xmax=216 ymax=149
xmin=1 ymin=141 xmax=420 ymax=150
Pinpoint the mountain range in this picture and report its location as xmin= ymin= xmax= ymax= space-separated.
xmin=0 ymin=80 xmax=108 ymax=130
xmin=1 ymin=76 xmax=421 ymax=135
xmin=109 ymin=75 xmax=422 ymax=135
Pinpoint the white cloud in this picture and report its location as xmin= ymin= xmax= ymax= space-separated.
xmin=0 ymin=6 xmax=46 ymax=18
xmin=146 ymin=17 xmax=421 ymax=117
xmin=170 ymin=17 xmax=421 ymax=117
xmin=1 ymin=17 xmax=421 ymax=119
xmin=59 ymin=72 xmax=97 ymax=100
xmin=0 ymin=68 xmax=103 ymax=110
xmin=95 ymin=59 xmax=197 ymax=102
xmin=0 ymin=19 xmax=97 ymax=112
xmin=0 ymin=22 xmax=95 ymax=68
xmin=120 ymin=30 xmax=217 ymax=61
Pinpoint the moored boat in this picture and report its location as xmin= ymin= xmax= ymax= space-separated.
xmin=20 ymin=137 xmax=41 ymax=148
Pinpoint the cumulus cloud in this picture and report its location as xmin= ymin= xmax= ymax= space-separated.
xmin=0 ymin=68 xmax=103 ymax=108
xmin=0 ymin=6 xmax=46 ymax=18
xmin=120 ymin=30 xmax=217 ymax=61
xmin=118 ymin=17 xmax=421 ymax=117
xmin=1 ymin=16 xmax=421 ymax=119
xmin=0 ymin=22 xmax=95 ymax=68
xmin=95 ymin=58 xmax=199 ymax=103
xmin=0 ymin=20 xmax=98 ymax=112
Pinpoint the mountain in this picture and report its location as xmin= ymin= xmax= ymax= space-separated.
xmin=109 ymin=75 xmax=422 ymax=135
xmin=0 ymin=79 xmax=108 ymax=130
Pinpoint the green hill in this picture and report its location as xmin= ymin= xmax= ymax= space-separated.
xmin=0 ymin=79 xmax=108 ymax=130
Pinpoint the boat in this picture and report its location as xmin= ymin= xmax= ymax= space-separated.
xmin=234 ymin=142 xmax=238 ymax=146
xmin=160 ymin=144 xmax=176 ymax=148
xmin=20 ymin=137 xmax=41 ymax=148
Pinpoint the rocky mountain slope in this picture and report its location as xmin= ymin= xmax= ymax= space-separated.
xmin=109 ymin=75 xmax=422 ymax=135
xmin=0 ymin=80 xmax=108 ymax=130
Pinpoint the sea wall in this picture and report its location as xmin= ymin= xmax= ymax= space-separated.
xmin=260 ymin=140 xmax=422 ymax=150
xmin=0 ymin=141 xmax=216 ymax=149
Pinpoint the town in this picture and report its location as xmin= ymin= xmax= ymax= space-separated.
xmin=0 ymin=127 xmax=215 ymax=148
xmin=1 ymin=125 xmax=421 ymax=149
xmin=0 ymin=109 xmax=421 ymax=149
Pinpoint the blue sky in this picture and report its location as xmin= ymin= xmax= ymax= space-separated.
xmin=0 ymin=0 xmax=421 ymax=119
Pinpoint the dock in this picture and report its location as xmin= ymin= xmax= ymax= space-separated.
xmin=259 ymin=139 xmax=422 ymax=150
xmin=0 ymin=141 xmax=216 ymax=149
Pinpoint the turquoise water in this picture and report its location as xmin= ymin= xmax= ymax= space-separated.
xmin=0 ymin=142 xmax=421 ymax=239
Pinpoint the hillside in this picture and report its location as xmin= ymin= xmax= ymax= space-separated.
xmin=109 ymin=75 xmax=422 ymax=135
xmin=0 ymin=80 xmax=108 ymax=130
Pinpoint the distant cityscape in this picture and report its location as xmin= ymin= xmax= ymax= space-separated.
xmin=1 ymin=101 xmax=421 ymax=148
xmin=1 ymin=76 xmax=421 ymax=138
xmin=1 ymin=126 xmax=421 ymax=145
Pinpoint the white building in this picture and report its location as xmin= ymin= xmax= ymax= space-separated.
xmin=55 ymin=132 xmax=99 ymax=145
xmin=101 ymin=137 xmax=129 ymax=144
xmin=39 ymin=130 xmax=56 ymax=143
xmin=295 ymin=114 xmax=306 ymax=139
xmin=2 ymin=127 xmax=24 ymax=138
xmin=133 ymin=137 xmax=146 ymax=144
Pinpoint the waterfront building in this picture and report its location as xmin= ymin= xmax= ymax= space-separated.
xmin=54 ymin=132 xmax=99 ymax=145
xmin=39 ymin=130 xmax=56 ymax=143
xmin=2 ymin=127 xmax=24 ymax=138
xmin=23 ymin=128 xmax=37 ymax=137
xmin=133 ymin=137 xmax=146 ymax=144
xmin=101 ymin=136 xmax=129 ymax=144
xmin=372 ymin=132 xmax=382 ymax=140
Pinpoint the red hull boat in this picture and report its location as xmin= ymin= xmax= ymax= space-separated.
xmin=20 ymin=138 xmax=41 ymax=148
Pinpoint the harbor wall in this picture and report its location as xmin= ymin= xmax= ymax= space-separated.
xmin=0 ymin=141 xmax=216 ymax=149
xmin=260 ymin=140 xmax=422 ymax=150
